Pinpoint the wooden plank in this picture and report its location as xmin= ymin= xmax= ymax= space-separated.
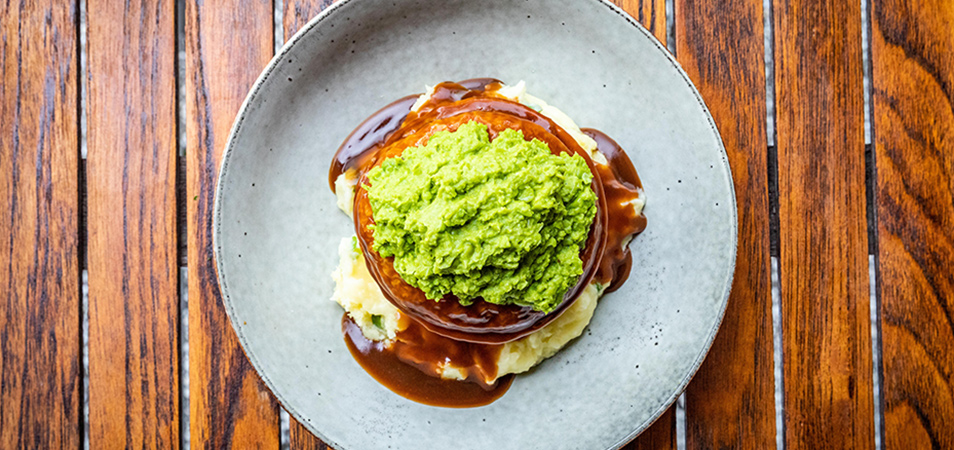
xmin=284 ymin=0 xmax=335 ymax=43
xmin=673 ymin=0 xmax=777 ymax=448
xmin=870 ymin=1 xmax=954 ymax=448
xmin=0 ymin=0 xmax=81 ymax=448
xmin=621 ymin=408 xmax=676 ymax=450
xmin=290 ymin=420 xmax=332 ymax=450
xmin=611 ymin=0 xmax=667 ymax=45
xmin=773 ymin=0 xmax=874 ymax=448
xmin=185 ymin=0 xmax=281 ymax=448
xmin=85 ymin=0 xmax=178 ymax=447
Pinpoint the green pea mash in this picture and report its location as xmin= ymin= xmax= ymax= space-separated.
xmin=365 ymin=121 xmax=597 ymax=313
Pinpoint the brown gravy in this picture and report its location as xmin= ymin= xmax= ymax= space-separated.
xmin=583 ymin=129 xmax=648 ymax=292
xmin=328 ymin=94 xmax=418 ymax=192
xmin=330 ymin=80 xmax=645 ymax=407
xmin=343 ymin=315 xmax=513 ymax=408
xmin=328 ymin=78 xmax=505 ymax=190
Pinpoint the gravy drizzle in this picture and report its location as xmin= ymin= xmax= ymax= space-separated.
xmin=329 ymin=80 xmax=646 ymax=407
xmin=343 ymin=316 xmax=512 ymax=408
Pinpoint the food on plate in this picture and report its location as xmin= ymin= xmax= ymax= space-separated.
xmin=328 ymin=79 xmax=646 ymax=407
xmin=365 ymin=121 xmax=596 ymax=314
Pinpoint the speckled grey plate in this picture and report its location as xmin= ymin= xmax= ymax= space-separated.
xmin=214 ymin=0 xmax=736 ymax=448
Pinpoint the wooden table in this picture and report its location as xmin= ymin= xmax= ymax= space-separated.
xmin=2 ymin=0 xmax=951 ymax=448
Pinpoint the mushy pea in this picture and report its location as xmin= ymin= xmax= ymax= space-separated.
xmin=365 ymin=121 xmax=597 ymax=313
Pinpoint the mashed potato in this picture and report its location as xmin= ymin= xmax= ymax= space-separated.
xmin=331 ymin=236 xmax=603 ymax=382
xmin=330 ymin=237 xmax=407 ymax=341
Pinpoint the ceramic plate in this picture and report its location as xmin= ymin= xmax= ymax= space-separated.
xmin=214 ymin=0 xmax=736 ymax=448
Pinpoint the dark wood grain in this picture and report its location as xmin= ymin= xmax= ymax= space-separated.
xmin=611 ymin=0 xmax=667 ymax=45
xmin=290 ymin=420 xmax=332 ymax=450
xmin=185 ymin=0 xmax=281 ymax=448
xmin=870 ymin=1 xmax=954 ymax=448
xmin=773 ymin=0 xmax=874 ymax=448
xmin=674 ymin=0 xmax=777 ymax=448
xmin=85 ymin=0 xmax=179 ymax=447
xmin=621 ymin=408 xmax=676 ymax=450
xmin=284 ymin=0 xmax=336 ymax=43
xmin=0 ymin=0 xmax=81 ymax=448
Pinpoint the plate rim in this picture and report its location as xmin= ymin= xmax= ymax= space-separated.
xmin=212 ymin=0 xmax=739 ymax=448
